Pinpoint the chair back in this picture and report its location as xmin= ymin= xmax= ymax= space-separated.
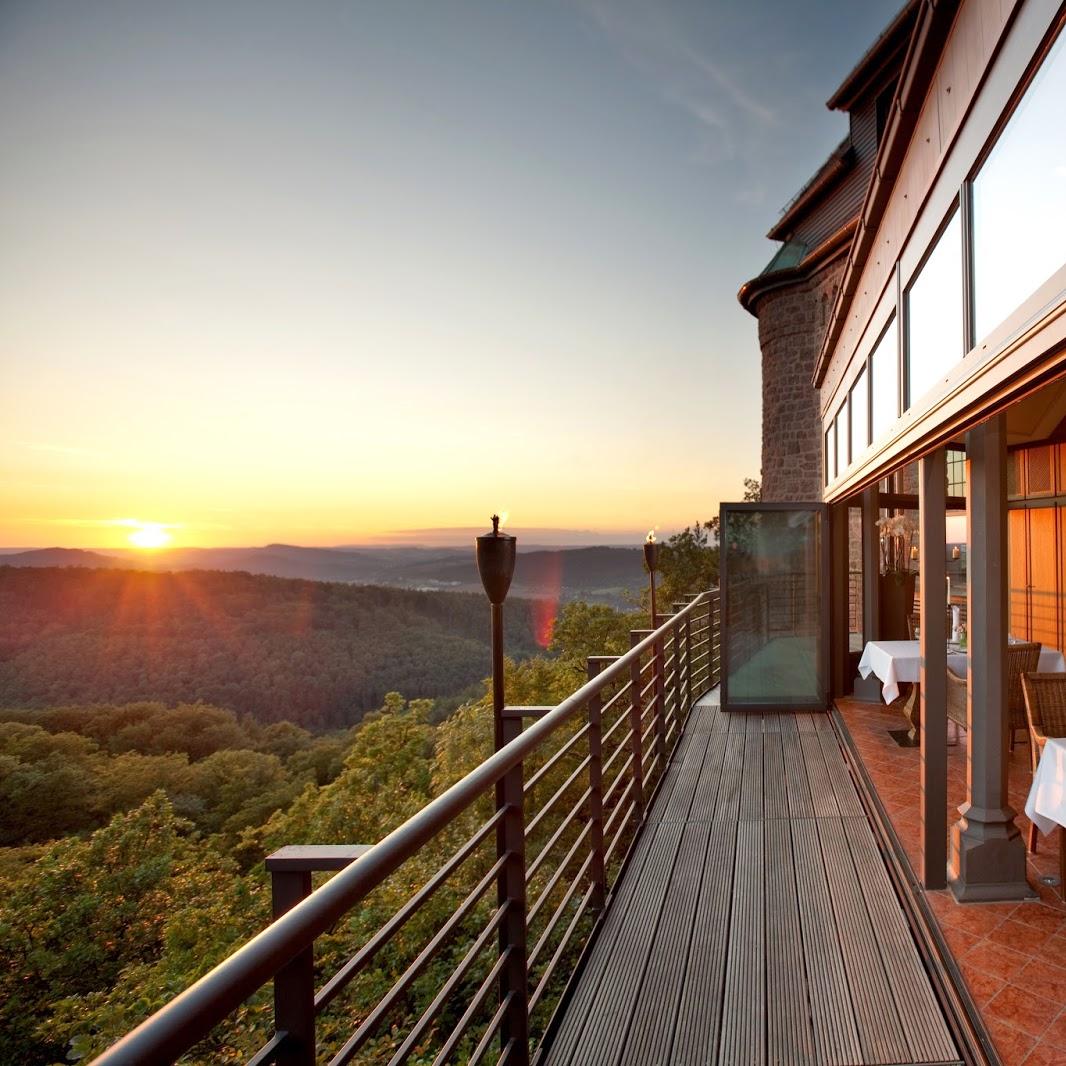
xmin=1021 ymin=673 xmax=1066 ymax=769
xmin=945 ymin=667 xmax=968 ymax=730
xmin=1007 ymin=641 xmax=1041 ymax=729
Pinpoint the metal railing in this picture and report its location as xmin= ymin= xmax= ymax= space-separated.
xmin=91 ymin=589 xmax=721 ymax=1066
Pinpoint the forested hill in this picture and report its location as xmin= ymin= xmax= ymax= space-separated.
xmin=0 ymin=566 xmax=542 ymax=729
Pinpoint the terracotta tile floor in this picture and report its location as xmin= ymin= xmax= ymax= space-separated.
xmin=837 ymin=696 xmax=1066 ymax=1066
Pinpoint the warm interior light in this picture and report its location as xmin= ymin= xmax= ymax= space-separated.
xmin=128 ymin=522 xmax=172 ymax=549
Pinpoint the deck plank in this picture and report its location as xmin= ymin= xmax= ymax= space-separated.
xmin=738 ymin=733 xmax=764 ymax=821
xmin=619 ymin=822 xmax=713 ymax=1066
xmin=670 ymin=819 xmax=737 ymax=1066
xmin=764 ymin=817 xmax=816 ymax=1065
xmin=542 ymin=695 xmax=961 ymax=1066
xmin=719 ymin=818 xmax=765 ymax=1065
xmin=762 ymin=732 xmax=789 ymax=820
xmin=818 ymin=816 xmax=911 ymax=1064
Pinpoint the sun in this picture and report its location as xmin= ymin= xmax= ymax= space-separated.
xmin=128 ymin=523 xmax=172 ymax=550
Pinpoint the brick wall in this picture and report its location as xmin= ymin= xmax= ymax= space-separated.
xmin=754 ymin=257 xmax=845 ymax=502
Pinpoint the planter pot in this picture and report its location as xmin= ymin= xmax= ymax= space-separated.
xmin=879 ymin=571 xmax=916 ymax=642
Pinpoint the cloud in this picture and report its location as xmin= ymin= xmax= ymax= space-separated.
xmin=578 ymin=0 xmax=776 ymax=166
xmin=44 ymin=517 xmax=184 ymax=529
xmin=21 ymin=442 xmax=110 ymax=460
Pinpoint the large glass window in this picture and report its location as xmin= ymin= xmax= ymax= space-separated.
xmin=825 ymin=425 xmax=835 ymax=484
xmin=907 ymin=211 xmax=963 ymax=407
xmin=849 ymin=364 xmax=869 ymax=461
xmin=870 ymin=316 xmax=898 ymax=442
xmin=834 ymin=406 xmax=846 ymax=474
xmin=973 ymin=32 xmax=1066 ymax=341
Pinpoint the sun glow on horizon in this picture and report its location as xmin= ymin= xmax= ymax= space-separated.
xmin=128 ymin=522 xmax=173 ymax=550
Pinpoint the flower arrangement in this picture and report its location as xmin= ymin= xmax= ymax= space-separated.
xmin=876 ymin=513 xmax=918 ymax=575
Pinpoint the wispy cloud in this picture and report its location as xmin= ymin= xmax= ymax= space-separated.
xmin=21 ymin=442 xmax=110 ymax=460
xmin=578 ymin=0 xmax=776 ymax=167
xmin=44 ymin=517 xmax=185 ymax=529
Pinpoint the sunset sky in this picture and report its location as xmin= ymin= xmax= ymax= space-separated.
xmin=0 ymin=0 xmax=899 ymax=549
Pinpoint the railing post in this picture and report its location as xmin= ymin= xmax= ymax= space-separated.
xmin=264 ymin=847 xmax=371 ymax=1066
xmin=628 ymin=631 xmax=647 ymax=817
xmin=653 ymin=627 xmax=667 ymax=765
xmin=585 ymin=657 xmax=608 ymax=910
xmin=269 ymin=871 xmax=316 ymax=1066
xmin=497 ymin=714 xmax=529 ymax=1063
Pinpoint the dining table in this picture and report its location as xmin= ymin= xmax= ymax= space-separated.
xmin=856 ymin=639 xmax=1066 ymax=745
xmin=1024 ymin=736 xmax=1066 ymax=891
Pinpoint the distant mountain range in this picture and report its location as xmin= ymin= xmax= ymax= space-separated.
xmin=0 ymin=543 xmax=646 ymax=607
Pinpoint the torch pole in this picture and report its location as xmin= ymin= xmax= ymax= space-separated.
xmin=491 ymin=601 xmax=505 ymax=752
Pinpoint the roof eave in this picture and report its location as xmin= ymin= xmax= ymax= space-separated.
xmin=767 ymin=143 xmax=855 ymax=242
xmin=738 ymin=220 xmax=859 ymax=317
xmin=826 ymin=0 xmax=921 ymax=112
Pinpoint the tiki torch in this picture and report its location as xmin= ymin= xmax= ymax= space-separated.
xmin=644 ymin=530 xmax=661 ymax=626
xmin=476 ymin=514 xmax=517 ymax=752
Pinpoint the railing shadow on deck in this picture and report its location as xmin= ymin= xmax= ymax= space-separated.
xmin=90 ymin=590 xmax=722 ymax=1066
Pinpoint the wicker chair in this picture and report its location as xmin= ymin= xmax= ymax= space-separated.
xmin=1020 ymin=672 xmax=1066 ymax=853
xmin=1007 ymin=642 xmax=1041 ymax=752
xmin=946 ymin=666 xmax=968 ymax=733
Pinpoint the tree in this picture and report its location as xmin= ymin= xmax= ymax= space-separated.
xmin=651 ymin=521 xmax=719 ymax=609
xmin=0 ymin=794 xmax=263 ymax=1064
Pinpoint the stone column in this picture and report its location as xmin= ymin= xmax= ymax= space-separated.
xmin=949 ymin=414 xmax=1030 ymax=901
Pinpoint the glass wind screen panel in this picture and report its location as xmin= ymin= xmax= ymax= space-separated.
xmin=870 ymin=317 xmax=898 ymax=442
xmin=973 ymin=32 xmax=1066 ymax=341
xmin=722 ymin=507 xmax=825 ymax=707
xmin=907 ymin=211 xmax=963 ymax=407
xmin=849 ymin=365 xmax=869 ymax=460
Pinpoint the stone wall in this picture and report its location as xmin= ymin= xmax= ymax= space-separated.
xmin=754 ymin=256 xmax=845 ymax=502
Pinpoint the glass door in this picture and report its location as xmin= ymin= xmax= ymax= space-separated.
xmin=720 ymin=503 xmax=829 ymax=711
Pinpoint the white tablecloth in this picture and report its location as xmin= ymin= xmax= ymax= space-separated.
xmin=857 ymin=640 xmax=1066 ymax=704
xmin=1025 ymin=736 xmax=1066 ymax=836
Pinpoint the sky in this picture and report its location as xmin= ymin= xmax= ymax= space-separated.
xmin=0 ymin=0 xmax=901 ymax=549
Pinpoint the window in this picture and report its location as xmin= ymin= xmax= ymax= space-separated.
xmin=946 ymin=448 xmax=966 ymax=497
xmin=849 ymin=365 xmax=869 ymax=461
xmin=870 ymin=317 xmax=898 ymax=442
xmin=906 ymin=211 xmax=963 ymax=407
xmin=825 ymin=424 xmax=836 ymax=484
xmin=834 ymin=406 xmax=846 ymax=474
xmin=973 ymin=31 xmax=1066 ymax=341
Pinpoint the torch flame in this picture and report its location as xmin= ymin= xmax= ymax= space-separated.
xmin=646 ymin=529 xmax=656 ymax=544
xmin=499 ymin=511 xmax=509 ymax=528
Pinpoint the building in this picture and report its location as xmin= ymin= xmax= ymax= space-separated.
xmin=737 ymin=0 xmax=1065 ymax=890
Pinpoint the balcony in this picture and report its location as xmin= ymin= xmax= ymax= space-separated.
xmin=88 ymin=584 xmax=996 ymax=1066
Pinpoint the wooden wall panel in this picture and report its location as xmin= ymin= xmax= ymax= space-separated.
xmin=1008 ymin=509 xmax=1030 ymax=639
xmin=1028 ymin=507 xmax=1058 ymax=649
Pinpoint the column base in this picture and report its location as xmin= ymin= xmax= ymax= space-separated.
xmin=948 ymin=808 xmax=1033 ymax=902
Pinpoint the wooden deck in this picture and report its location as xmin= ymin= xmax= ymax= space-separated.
xmin=543 ymin=694 xmax=962 ymax=1066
